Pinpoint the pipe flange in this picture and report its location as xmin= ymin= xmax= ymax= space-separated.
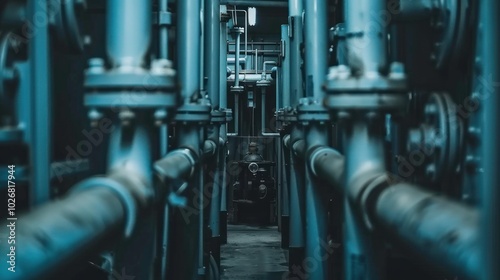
xmin=430 ymin=0 xmax=469 ymax=70
xmin=406 ymin=92 xmax=463 ymax=193
xmin=256 ymin=79 xmax=272 ymax=87
xmin=85 ymin=68 xmax=176 ymax=89
xmin=84 ymin=61 xmax=178 ymax=110
xmin=223 ymin=108 xmax=233 ymax=123
xmin=324 ymin=64 xmax=407 ymax=93
xmin=152 ymin=11 xmax=174 ymax=26
xmin=348 ymin=172 xmax=393 ymax=232
xmin=230 ymin=26 xmax=245 ymax=35
xmin=72 ymin=176 xmax=138 ymax=238
xmin=297 ymin=98 xmax=330 ymax=125
xmin=174 ymin=103 xmax=212 ymax=124
xmin=324 ymin=93 xmax=409 ymax=112
xmin=210 ymin=110 xmax=226 ymax=125
xmin=230 ymin=86 xmax=245 ymax=93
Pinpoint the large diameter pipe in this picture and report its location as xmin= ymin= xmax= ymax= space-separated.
xmin=107 ymin=0 xmax=152 ymax=68
xmin=204 ymin=0 xmax=221 ymax=108
xmin=177 ymin=0 xmax=201 ymax=101
xmin=343 ymin=120 xmax=387 ymax=280
xmin=0 ymin=183 xmax=129 ymax=279
xmin=288 ymin=127 xmax=306 ymax=275
xmin=304 ymin=0 xmax=327 ymax=98
xmin=303 ymin=124 xmax=330 ymax=280
xmin=372 ymin=181 xmax=480 ymax=279
xmin=481 ymin=0 xmax=500 ymax=280
xmin=344 ymin=0 xmax=387 ymax=75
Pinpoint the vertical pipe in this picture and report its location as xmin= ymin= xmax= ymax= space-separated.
xmin=157 ymin=1 xmax=170 ymax=277
xmin=289 ymin=0 xmax=303 ymax=16
xmin=177 ymin=0 xmax=201 ymax=101
xmin=304 ymin=0 xmax=327 ymax=99
xmin=220 ymin=9 xmax=228 ymax=110
xmin=344 ymin=0 xmax=387 ymax=76
xmin=302 ymin=0 xmax=330 ymax=278
xmin=234 ymin=32 xmax=242 ymax=88
xmin=343 ymin=120 xmax=386 ymax=280
xmin=107 ymin=0 xmax=151 ymax=68
xmin=304 ymin=125 xmax=330 ymax=280
xmin=205 ymin=0 xmax=221 ymax=107
xmin=29 ymin=0 xmax=51 ymax=206
xmin=219 ymin=7 xmax=229 ymax=244
xmin=171 ymin=1 xmax=203 ymax=279
xmin=159 ymin=0 xmax=169 ymax=59
xmin=281 ymin=24 xmax=291 ymax=107
xmin=289 ymin=15 xmax=304 ymax=104
xmin=288 ymin=127 xmax=306 ymax=276
xmin=481 ymin=0 xmax=500 ymax=279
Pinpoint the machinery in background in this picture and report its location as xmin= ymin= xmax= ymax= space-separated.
xmin=231 ymin=142 xmax=276 ymax=224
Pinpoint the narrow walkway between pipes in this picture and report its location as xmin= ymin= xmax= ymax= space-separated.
xmin=221 ymin=225 xmax=288 ymax=280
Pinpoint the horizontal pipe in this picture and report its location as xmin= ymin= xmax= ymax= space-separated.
xmin=291 ymin=139 xmax=306 ymax=159
xmin=310 ymin=146 xmax=345 ymax=192
xmin=311 ymin=146 xmax=480 ymax=278
xmin=228 ymin=74 xmax=274 ymax=82
xmin=372 ymin=180 xmax=480 ymax=279
xmin=154 ymin=149 xmax=197 ymax=182
xmin=221 ymin=0 xmax=287 ymax=7
xmin=0 ymin=182 xmax=127 ymax=279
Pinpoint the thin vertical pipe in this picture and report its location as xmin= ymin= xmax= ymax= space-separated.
xmin=205 ymin=0 xmax=221 ymax=107
xmin=281 ymin=24 xmax=291 ymax=107
xmin=234 ymin=32 xmax=242 ymax=88
xmin=159 ymin=0 xmax=169 ymax=59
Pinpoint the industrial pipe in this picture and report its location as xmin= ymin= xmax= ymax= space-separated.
xmin=205 ymin=0 xmax=221 ymax=108
xmin=234 ymin=30 xmax=243 ymax=88
xmin=309 ymin=146 xmax=344 ymax=192
xmin=343 ymin=119 xmax=387 ymax=280
xmin=0 ymin=186 xmax=125 ymax=280
xmin=107 ymin=0 xmax=151 ymax=68
xmin=287 ymin=127 xmax=306 ymax=276
xmin=480 ymin=0 xmax=500 ymax=279
xmin=304 ymin=0 xmax=327 ymax=99
xmin=344 ymin=0 xmax=387 ymax=76
xmin=177 ymin=0 xmax=201 ymax=101
xmin=281 ymin=24 xmax=291 ymax=107
xmin=372 ymin=179 xmax=480 ymax=280
xmin=289 ymin=15 xmax=303 ymax=104
xmin=158 ymin=0 xmax=169 ymax=59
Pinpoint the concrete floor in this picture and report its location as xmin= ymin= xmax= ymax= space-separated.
xmin=221 ymin=224 xmax=288 ymax=280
